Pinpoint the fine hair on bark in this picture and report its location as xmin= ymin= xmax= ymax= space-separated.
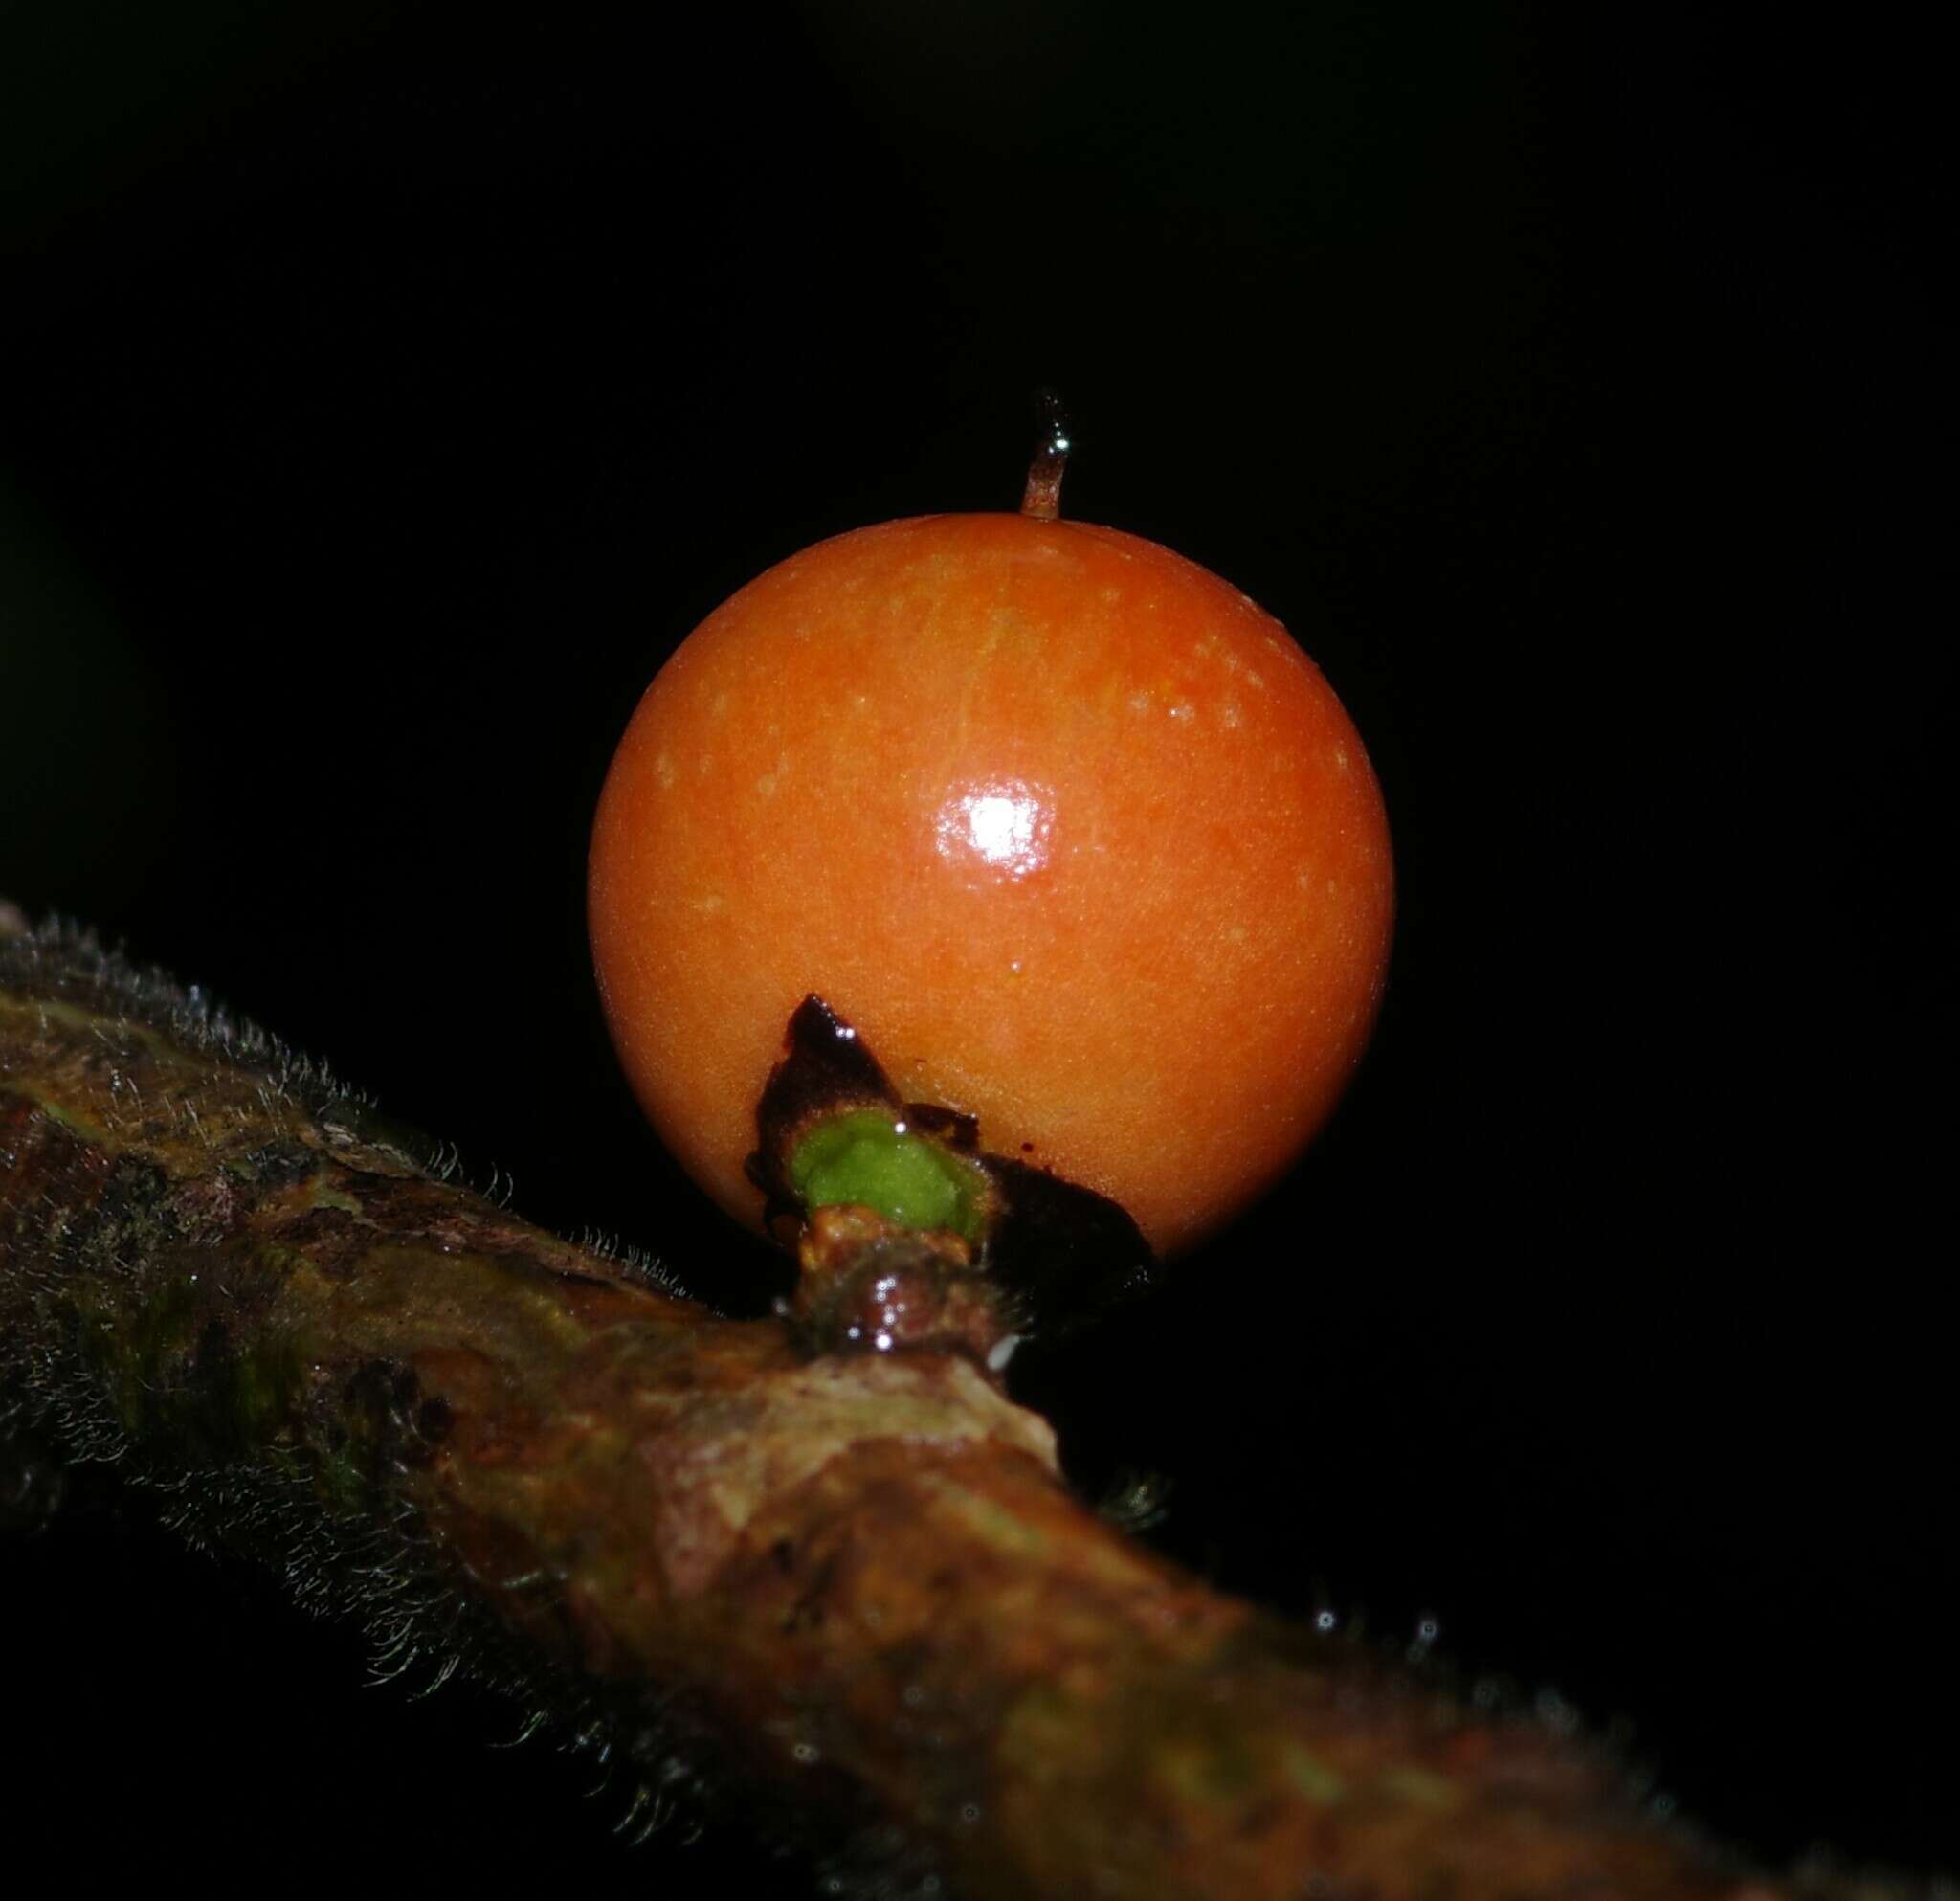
xmin=0 ymin=913 xmax=1935 ymax=1901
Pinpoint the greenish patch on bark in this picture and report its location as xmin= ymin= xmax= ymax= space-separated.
xmin=1376 ymin=1765 xmax=1461 ymax=1811
xmin=1281 ymin=1742 xmax=1347 ymax=1804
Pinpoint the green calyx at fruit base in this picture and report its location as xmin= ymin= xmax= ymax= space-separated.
xmin=789 ymin=1108 xmax=991 ymax=1245
xmin=747 ymin=995 xmax=1156 ymax=1341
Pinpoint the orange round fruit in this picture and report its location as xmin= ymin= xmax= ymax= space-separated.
xmin=590 ymin=510 xmax=1392 ymax=1258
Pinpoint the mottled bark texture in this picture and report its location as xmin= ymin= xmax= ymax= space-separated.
xmin=0 ymin=918 xmax=1895 ymax=1899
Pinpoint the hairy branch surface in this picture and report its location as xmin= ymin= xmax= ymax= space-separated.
xmin=0 ymin=918 xmax=1895 ymax=1900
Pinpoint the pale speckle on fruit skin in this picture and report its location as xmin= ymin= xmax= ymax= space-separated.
xmin=656 ymin=751 xmax=677 ymax=790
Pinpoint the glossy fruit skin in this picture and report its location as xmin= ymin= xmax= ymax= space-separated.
xmin=590 ymin=512 xmax=1392 ymax=1258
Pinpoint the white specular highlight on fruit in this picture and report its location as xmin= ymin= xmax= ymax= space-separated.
xmin=936 ymin=782 xmax=1053 ymax=880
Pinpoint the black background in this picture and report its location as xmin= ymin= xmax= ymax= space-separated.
xmin=2 ymin=3 xmax=1948 ymax=1890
